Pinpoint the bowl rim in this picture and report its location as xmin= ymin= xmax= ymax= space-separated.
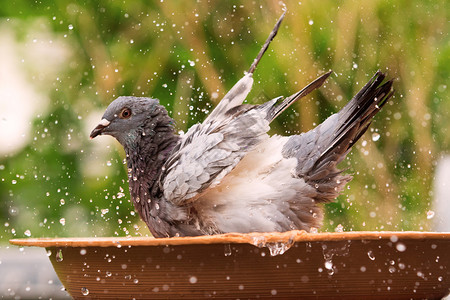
xmin=9 ymin=230 xmax=450 ymax=248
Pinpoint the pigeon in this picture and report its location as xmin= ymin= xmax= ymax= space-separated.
xmin=90 ymin=12 xmax=394 ymax=238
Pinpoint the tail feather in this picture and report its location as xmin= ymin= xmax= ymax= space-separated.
xmin=282 ymin=71 xmax=394 ymax=204
xmin=312 ymin=71 xmax=394 ymax=171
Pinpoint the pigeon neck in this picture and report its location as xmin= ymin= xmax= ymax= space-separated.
xmin=124 ymin=109 xmax=180 ymax=227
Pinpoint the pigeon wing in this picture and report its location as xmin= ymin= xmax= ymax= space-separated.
xmin=160 ymin=103 xmax=272 ymax=205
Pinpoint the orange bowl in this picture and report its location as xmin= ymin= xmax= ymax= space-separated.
xmin=10 ymin=231 xmax=450 ymax=299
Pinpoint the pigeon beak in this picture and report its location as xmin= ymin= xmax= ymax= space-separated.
xmin=90 ymin=118 xmax=111 ymax=139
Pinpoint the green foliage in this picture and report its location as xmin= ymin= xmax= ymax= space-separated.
xmin=0 ymin=0 xmax=448 ymax=241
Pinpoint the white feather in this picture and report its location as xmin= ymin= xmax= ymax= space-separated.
xmin=193 ymin=136 xmax=317 ymax=233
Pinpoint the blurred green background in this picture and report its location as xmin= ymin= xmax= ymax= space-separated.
xmin=0 ymin=0 xmax=448 ymax=241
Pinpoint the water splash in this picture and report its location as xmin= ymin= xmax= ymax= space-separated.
xmin=324 ymin=259 xmax=334 ymax=275
xmin=334 ymin=224 xmax=344 ymax=232
xmin=224 ymin=244 xmax=232 ymax=256
xmin=322 ymin=244 xmax=335 ymax=275
xmin=321 ymin=241 xmax=351 ymax=275
xmin=251 ymin=234 xmax=295 ymax=256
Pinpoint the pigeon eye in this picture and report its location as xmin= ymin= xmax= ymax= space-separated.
xmin=119 ymin=108 xmax=132 ymax=119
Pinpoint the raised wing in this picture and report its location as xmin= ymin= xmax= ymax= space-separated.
xmin=202 ymin=11 xmax=286 ymax=127
xmin=160 ymin=68 xmax=332 ymax=205
xmin=160 ymin=104 xmax=272 ymax=204
xmin=159 ymin=13 xmax=287 ymax=204
xmin=159 ymin=11 xmax=331 ymax=206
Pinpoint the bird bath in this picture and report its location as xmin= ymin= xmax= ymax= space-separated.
xmin=10 ymin=231 xmax=450 ymax=299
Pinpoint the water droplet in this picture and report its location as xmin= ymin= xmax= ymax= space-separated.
xmin=372 ymin=133 xmax=380 ymax=141
xmin=60 ymin=199 xmax=65 ymax=205
xmin=68 ymin=24 xmax=74 ymax=30
xmin=24 ymin=229 xmax=31 ymax=237
xmin=81 ymin=287 xmax=89 ymax=296
xmin=189 ymin=276 xmax=197 ymax=284
xmin=426 ymin=210 xmax=435 ymax=219
xmin=367 ymin=250 xmax=375 ymax=260
xmin=308 ymin=20 xmax=314 ymax=25
xmin=56 ymin=249 xmax=63 ymax=262
xmin=106 ymin=271 xmax=112 ymax=277
xmin=11 ymin=180 xmax=17 ymax=184
xmin=334 ymin=224 xmax=344 ymax=232
xmin=396 ymin=243 xmax=406 ymax=252
xmin=266 ymin=241 xmax=294 ymax=256
xmin=46 ymin=250 xmax=52 ymax=257
xmin=133 ymin=278 xmax=139 ymax=284
xmin=59 ymin=218 xmax=66 ymax=226
xmin=224 ymin=244 xmax=232 ymax=256
xmin=252 ymin=234 xmax=295 ymax=256
xmin=101 ymin=208 xmax=109 ymax=215
xmin=106 ymin=161 xmax=112 ymax=167
xmin=80 ymin=249 xmax=87 ymax=255
xmin=324 ymin=259 xmax=335 ymax=275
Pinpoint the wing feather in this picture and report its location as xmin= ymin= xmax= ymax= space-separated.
xmin=161 ymin=105 xmax=272 ymax=205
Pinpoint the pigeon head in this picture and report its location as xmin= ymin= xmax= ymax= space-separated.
xmin=90 ymin=96 xmax=161 ymax=146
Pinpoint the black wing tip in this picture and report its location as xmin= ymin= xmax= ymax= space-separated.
xmin=317 ymin=70 xmax=333 ymax=85
xmin=375 ymin=74 xmax=395 ymax=103
xmin=266 ymin=70 xmax=332 ymax=121
xmin=354 ymin=70 xmax=395 ymax=104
